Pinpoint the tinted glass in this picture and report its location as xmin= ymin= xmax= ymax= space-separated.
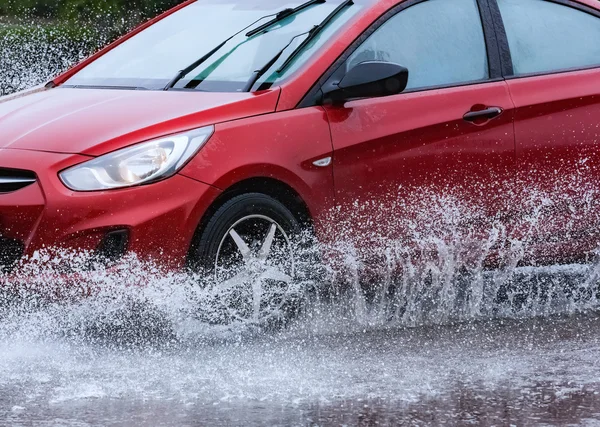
xmin=498 ymin=0 xmax=600 ymax=75
xmin=346 ymin=0 xmax=489 ymax=91
xmin=65 ymin=0 xmax=361 ymax=92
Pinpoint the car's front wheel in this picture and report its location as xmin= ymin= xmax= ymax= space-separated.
xmin=188 ymin=193 xmax=304 ymax=325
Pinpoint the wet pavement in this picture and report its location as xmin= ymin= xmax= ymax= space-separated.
xmin=2 ymin=307 xmax=600 ymax=426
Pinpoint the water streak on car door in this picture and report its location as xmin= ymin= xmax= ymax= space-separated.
xmin=324 ymin=82 xmax=517 ymax=256
xmin=507 ymin=69 xmax=600 ymax=264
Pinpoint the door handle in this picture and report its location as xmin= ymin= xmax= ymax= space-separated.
xmin=463 ymin=107 xmax=503 ymax=122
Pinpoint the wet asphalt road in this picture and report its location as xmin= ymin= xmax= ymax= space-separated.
xmin=2 ymin=310 xmax=600 ymax=426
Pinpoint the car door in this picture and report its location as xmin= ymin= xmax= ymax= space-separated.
xmin=494 ymin=0 xmax=600 ymax=263
xmin=319 ymin=0 xmax=516 ymax=246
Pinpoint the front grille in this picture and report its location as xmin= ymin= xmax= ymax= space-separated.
xmin=0 ymin=237 xmax=24 ymax=274
xmin=0 ymin=168 xmax=36 ymax=194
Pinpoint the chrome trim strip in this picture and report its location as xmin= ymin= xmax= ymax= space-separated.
xmin=0 ymin=177 xmax=36 ymax=185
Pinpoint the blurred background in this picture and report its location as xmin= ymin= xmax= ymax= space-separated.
xmin=0 ymin=0 xmax=184 ymax=95
xmin=0 ymin=0 xmax=181 ymax=24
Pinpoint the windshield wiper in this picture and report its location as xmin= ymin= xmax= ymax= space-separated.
xmin=242 ymin=30 xmax=312 ymax=92
xmin=163 ymin=15 xmax=268 ymax=90
xmin=164 ymin=0 xmax=328 ymax=91
xmin=277 ymin=0 xmax=354 ymax=74
xmin=243 ymin=0 xmax=354 ymax=92
xmin=246 ymin=0 xmax=326 ymax=37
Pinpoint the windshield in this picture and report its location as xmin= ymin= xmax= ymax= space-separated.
xmin=64 ymin=0 xmax=361 ymax=92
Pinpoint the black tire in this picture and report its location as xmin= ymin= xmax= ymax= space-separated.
xmin=188 ymin=193 xmax=302 ymax=273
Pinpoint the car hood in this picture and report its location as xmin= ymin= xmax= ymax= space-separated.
xmin=0 ymin=87 xmax=280 ymax=156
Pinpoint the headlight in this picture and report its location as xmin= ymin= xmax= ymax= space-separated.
xmin=60 ymin=126 xmax=214 ymax=191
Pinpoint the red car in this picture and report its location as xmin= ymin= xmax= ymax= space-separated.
xmin=1 ymin=0 xmax=600 ymax=299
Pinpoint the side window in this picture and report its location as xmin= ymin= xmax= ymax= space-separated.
xmin=498 ymin=0 xmax=600 ymax=75
xmin=346 ymin=0 xmax=489 ymax=91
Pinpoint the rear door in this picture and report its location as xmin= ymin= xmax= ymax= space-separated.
xmin=319 ymin=0 xmax=516 ymax=245
xmin=493 ymin=0 xmax=600 ymax=263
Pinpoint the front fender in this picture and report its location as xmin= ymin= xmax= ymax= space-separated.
xmin=179 ymin=107 xmax=335 ymax=222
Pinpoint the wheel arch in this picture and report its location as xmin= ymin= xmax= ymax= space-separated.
xmin=186 ymin=176 xmax=314 ymax=265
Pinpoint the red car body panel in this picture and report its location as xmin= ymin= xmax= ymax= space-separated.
xmin=326 ymin=81 xmax=516 ymax=224
xmin=180 ymin=106 xmax=336 ymax=229
xmin=507 ymin=68 xmax=600 ymax=262
xmin=0 ymin=88 xmax=280 ymax=155
xmin=1 ymin=0 xmax=600 ymax=275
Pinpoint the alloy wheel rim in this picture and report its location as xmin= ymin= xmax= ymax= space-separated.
xmin=213 ymin=215 xmax=295 ymax=322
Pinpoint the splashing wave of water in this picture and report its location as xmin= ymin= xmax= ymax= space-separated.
xmin=2 ymin=185 xmax=600 ymax=347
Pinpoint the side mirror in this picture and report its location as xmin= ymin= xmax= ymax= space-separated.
xmin=323 ymin=61 xmax=409 ymax=105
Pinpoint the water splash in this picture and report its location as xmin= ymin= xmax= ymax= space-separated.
xmin=317 ymin=184 xmax=600 ymax=328
xmin=2 ymin=184 xmax=600 ymax=346
xmin=0 ymin=19 xmax=117 ymax=96
xmin=3 ymin=23 xmax=600 ymax=344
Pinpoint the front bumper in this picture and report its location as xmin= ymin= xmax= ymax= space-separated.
xmin=0 ymin=149 xmax=220 ymax=272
